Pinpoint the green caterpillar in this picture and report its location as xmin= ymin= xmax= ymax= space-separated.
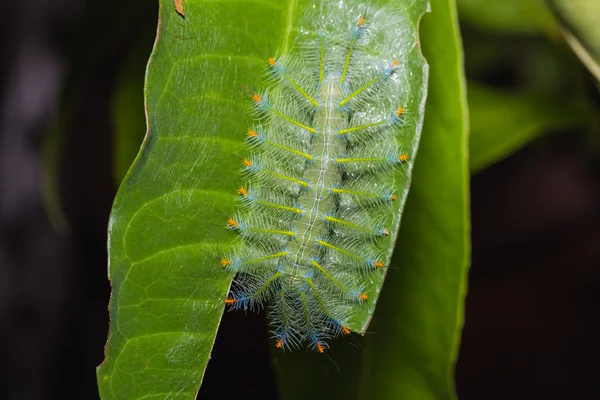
xmin=221 ymin=2 xmax=427 ymax=352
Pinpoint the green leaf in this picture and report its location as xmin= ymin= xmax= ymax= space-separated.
xmin=546 ymin=0 xmax=600 ymax=81
xmin=458 ymin=0 xmax=555 ymax=35
xmin=275 ymin=0 xmax=470 ymax=399
xmin=97 ymin=0 xmax=278 ymax=397
xmin=469 ymin=83 xmax=584 ymax=173
xmin=357 ymin=0 xmax=469 ymax=397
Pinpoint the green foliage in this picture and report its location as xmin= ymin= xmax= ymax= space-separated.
xmin=458 ymin=0 xmax=555 ymax=35
xmin=459 ymin=0 xmax=594 ymax=171
xmin=469 ymin=84 xmax=584 ymax=172
xmin=546 ymin=0 xmax=600 ymax=81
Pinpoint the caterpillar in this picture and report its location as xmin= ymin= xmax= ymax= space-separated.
xmin=220 ymin=4 xmax=424 ymax=352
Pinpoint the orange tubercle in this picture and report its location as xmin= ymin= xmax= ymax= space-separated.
xmin=390 ymin=195 xmax=397 ymax=201
xmin=374 ymin=260 xmax=385 ymax=269
xmin=242 ymin=159 xmax=253 ymax=168
xmin=238 ymin=187 xmax=248 ymax=197
xmin=275 ymin=339 xmax=284 ymax=348
xmin=342 ymin=325 xmax=351 ymax=335
xmin=226 ymin=217 xmax=239 ymax=229
xmin=247 ymin=129 xmax=258 ymax=138
xmin=225 ymin=298 xmax=236 ymax=305
xmin=359 ymin=16 xmax=365 ymax=27
xmin=399 ymin=154 xmax=409 ymax=162
xmin=316 ymin=343 xmax=325 ymax=353
xmin=391 ymin=60 xmax=399 ymax=68
xmin=268 ymin=57 xmax=276 ymax=66
xmin=220 ymin=258 xmax=231 ymax=267
xmin=360 ymin=293 xmax=369 ymax=301
xmin=397 ymin=106 xmax=405 ymax=117
xmin=252 ymin=93 xmax=262 ymax=103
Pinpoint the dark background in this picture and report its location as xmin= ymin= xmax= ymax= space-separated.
xmin=0 ymin=0 xmax=598 ymax=399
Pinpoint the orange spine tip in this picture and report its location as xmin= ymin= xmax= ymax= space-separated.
xmin=252 ymin=93 xmax=262 ymax=103
xmin=360 ymin=293 xmax=368 ymax=301
xmin=342 ymin=325 xmax=351 ymax=335
xmin=317 ymin=343 xmax=325 ymax=353
xmin=238 ymin=187 xmax=248 ymax=197
xmin=391 ymin=60 xmax=399 ymax=68
xmin=275 ymin=339 xmax=284 ymax=348
xmin=226 ymin=217 xmax=239 ymax=228
xmin=242 ymin=159 xmax=253 ymax=168
xmin=268 ymin=57 xmax=276 ymax=66
xmin=220 ymin=258 xmax=232 ymax=267
xmin=247 ymin=129 xmax=258 ymax=138
xmin=359 ymin=17 xmax=365 ymax=27
xmin=399 ymin=154 xmax=409 ymax=162
xmin=374 ymin=260 xmax=385 ymax=269
xmin=225 ymin=298 xmax=236 ymax=305
xmin=397 ymin=106 xmax=405 ymax=117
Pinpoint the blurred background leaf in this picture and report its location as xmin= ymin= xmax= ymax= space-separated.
xmin=41 ymin=0 xmax=154 ymax=232
xmin=545 ymin=0 xmax=600 ymax=81
xmin=111 ymin=29 xmax=152 ymax=184
xmin=469 ymin=83 xmax=585 ymax=172
xmin=457 ymin=0 xmax=556 ymax=35
xmin=458 ymin=0 xmax=597 ymax=171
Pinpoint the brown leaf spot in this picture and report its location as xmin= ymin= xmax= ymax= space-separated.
xmin=174 ymin=0 xmax=185 ymax=17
